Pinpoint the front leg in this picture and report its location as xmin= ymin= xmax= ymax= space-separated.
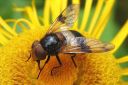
xmin=25 ymin=53 xmax=31 ymax=62
xmin=36 ymin=60 xmax=41 ymax=70
xmin=37 ymin=55 xmax=50 ymax=79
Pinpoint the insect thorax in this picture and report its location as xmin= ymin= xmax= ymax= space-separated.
xmin=40 ymin=33 xmax=62 ymax=55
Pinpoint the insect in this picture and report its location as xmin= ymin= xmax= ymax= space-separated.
xmin=26 ymin=4 xmax=114 ymax=79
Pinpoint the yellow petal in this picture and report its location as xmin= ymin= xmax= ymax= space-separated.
xmin=0 ymin=33 xmax=8 ymax=45
xmin=0 ymin=17 xmax=17 ymax=36
xmin=88 ymin=0 xmax=104 ymax=34
xmin=121 ymin=68 xmax=128 ymax=76
xmin=32 ymin=0 xmax=40 ymax=26
xmin=120 ymin=82 xmax=128 ymax=85
xmin=72 ymin=0 xmax=80 ymax=4
xmin=42 ymin=0 xmax=50 ymax=26
xmin=50 ymin=0 xmax=61 ymax=21
xmin=25 ymin=6 xmax=40 ymax=27
xmin=72 ymin=0 xmax=80 ymax=30
xmin=61 ymin=0 xmax=68 ymax=10
xmin=94 ymin=13 xmax=110 ymax=39
xmin=80 ymin=0 xmax=93 ymax=33
xmin=111 ymin=20 xmax=128 ymax=53
xmin=13 ymin=18 xmax=34 ymax=31
xmin=117 ymin=56 xmax=128 ymax=63
xmin=0 ymin=28 xmax=13 ymax=39
xmin=5 ymin=19 xmax=16 ymax=23
xmin=91 ymin=0 xmax=115 ymax=38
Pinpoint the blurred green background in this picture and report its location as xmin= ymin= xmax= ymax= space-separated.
xmin=0 ymin=0 xmax=128 ymax=81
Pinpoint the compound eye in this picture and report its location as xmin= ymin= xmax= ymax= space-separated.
xmin=32 ymin=41 xmax=47 ymax=60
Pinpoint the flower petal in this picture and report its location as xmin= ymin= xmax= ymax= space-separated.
xmin=111 ymin=20 xmax=128 ymax=53
xmin=121 ymin=68 xmax=128 ymax=76
xmin=0 ymin=33 xmax=8 ymax=45
xmin=88 ymin=0 xmax=104 ymax=34
xmin=0 ymin=28 xmax=13 ymax=39
xmin=50 ymin=0 xmax=61 ymax=21
xmin=43 ymin=0 xmax=50 ymax=26
xmin=0 ymin=17 xmax=17 ymax=36
xmin=94 ymin=13 xmax=110 ymax=38
xmin=13 ymin=18 xmax=34 ymax=31
xmin=25 ymin=7 xmax=41 ymax=27
xmin=117 ymin=56 xmax=128 ymax=63
xmin=61 ymin=0 xmax=68 ymax=10
xmin=72 ymin=0 xmax=80 ymax=30
xmin=80 ymin=0 xmax=93 ymax=33
xmin=91 ymin=0 xmax=115 ymax=39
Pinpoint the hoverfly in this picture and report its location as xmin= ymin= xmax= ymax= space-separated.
xmin=26 ymin=4 xmax=114 ymax=79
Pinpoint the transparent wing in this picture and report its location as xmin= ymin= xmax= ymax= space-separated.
xmin=47 ymin=4 xmax=79 ymax=34
xmin=60 ymin=37 xmax=115 ymax=53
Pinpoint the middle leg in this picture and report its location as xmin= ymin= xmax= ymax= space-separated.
xmin=51 ymin=54 xmax=62 ymax=75
xmin=71 ymin=53 xmax=77 ymax=67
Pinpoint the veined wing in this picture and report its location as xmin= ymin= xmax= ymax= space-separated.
xmin=60 ymin=37 xmax=115 ymax=53
xmin=47 ymin=4 xmax=79 ymax=34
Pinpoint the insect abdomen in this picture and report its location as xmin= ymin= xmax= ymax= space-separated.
xmin=55 ymin=30 xmax=83 ymax=46
xmin=69 ymin=30 xmax=83 ymax=37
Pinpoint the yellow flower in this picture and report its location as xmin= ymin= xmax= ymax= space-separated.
xmin=0 ymin=0 xmax=128 ymax=85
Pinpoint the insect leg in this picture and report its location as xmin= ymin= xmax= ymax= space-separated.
xmin=55 ymin=54 xmax=62 ymax=65
xmin=51 ymin=54 xmax=62 ymax=75
xmin=37 ymin=55 xmax=50 ymax=79
xmin=36 ymin=60 xmax=41 ymax=70
xmin=71 ymin=53 xmax=77 ymax=67
xmin=25 ymin=53 xmax=31 ymax=62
